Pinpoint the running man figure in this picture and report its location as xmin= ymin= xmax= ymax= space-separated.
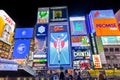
xmin=51 ymin=34 xmax=67 ymax=63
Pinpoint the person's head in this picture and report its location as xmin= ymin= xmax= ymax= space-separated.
xmin=65 ymin=70 xmax=68 ymax=73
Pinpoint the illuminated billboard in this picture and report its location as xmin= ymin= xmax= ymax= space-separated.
xmin=36 ymin=24 xmax=48 ymax=38
xmin=34 ymin=37 xmax=47 ymax=58
xmin=14 ymin=28 xmax=33 ymax=38
xmin=12 ymin=40 xmax=30 ymax=59
xmin=48 ymin=22 xmax=72 ymax=69
xmin=72 ymin=47 xmax=91 ymax=60
xmin=71 ymin=36 xmax=90 ymax=47
xmin=90 ymin=10 xmax=115 ymax=18
xmin=70 ymin=17 xmax=87 ymax=35
xmin=50 ymin=6 xmax=68 ymax=22
xmin=37 ymin=8 xmax=49 ymax=23
xmin=92 ymin=55 xmax=102 ymax=68
xmin=101 ymin=36 xmax=120 ymax=45
xmin=94 ymin=18 xmax=120 ymax=36
xmin=73 ymin=60 xmax=90 ymax=70
xmin=0 ymin=10 xmax=15 ymax=44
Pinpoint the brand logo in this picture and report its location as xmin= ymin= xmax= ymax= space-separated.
xmin=22 ymin=31 xmax=26 ymax=36
xmin=38 ymin=26 xmax=45 ymax=33
xmin=4 ymin=15 xmax=14 ymax=26
xmin=17 ymin=44 xmax=26 ymax=54
xmin=96 ymin=23 xmax=116 ymax=28
xmin=53 ymin=26 xmax=64 ymax=32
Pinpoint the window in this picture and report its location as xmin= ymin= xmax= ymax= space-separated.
xmin=115 ymin=48 xmax=119 ymax=52
xmin=106 ymin=56 xmax=110 ymax=60
xmin=110 ymin=48 xmax=114 ymax=52
xmin=104 ymin=48 xmax=108 ymax=52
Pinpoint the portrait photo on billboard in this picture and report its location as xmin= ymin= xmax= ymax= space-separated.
xmin=34 ymin=37 xmax=47 ymax=58
xmin=70 ymin=17 xmax=87 ymax=35
xmin=37 ymin=7 xmax=49 ymax=23
xmin=49 ymin=6 xmax=68 ymax=22
xmin=14 ymin=28 xmax=34 ymax=39
xmin=12 ymin=40 xmax=30 ymax=59
xmin=36 ymin=24 xmax=48 ymax=38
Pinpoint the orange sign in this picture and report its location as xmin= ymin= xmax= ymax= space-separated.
xmin=94 ymin=18 xmax=120 ymax=36
xmin=53 ymin=27 xmax=64 ymax=32
xmin=93 ymin=55 xmax=102 ymax=68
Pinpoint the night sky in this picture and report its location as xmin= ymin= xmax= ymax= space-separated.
xmin=0 ymin=0 xmax=119 ymax=28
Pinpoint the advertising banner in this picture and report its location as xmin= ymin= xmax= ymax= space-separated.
xmin=14 ymin=28 xmax=34 ymax=39
xmin=71 ymin=36 xmax=90 ymax=47
xmin=96 ymin=37 xmax=107 ymax=64
xmin=92 ymin=55 xmax=102 ymax=68
xmin=70 ymin=17 xmax=87 ymax=35
xmin=50 ymin=6 xmax=68 ymax=22
xmin=36 ymin=24 xmax=48 ymax=38
xmin=101 ymin=36 xmax=120 ymax=45
xmin=12 ymin=40 xmax=30 ymax=59
xmin=94 ymin=18 xmax=120 ymax=36
xmin=37 ymin=8 xmax=49 ymax=23
xmin=72 ymin=47 xmax=91 ymax=60
xmin=73 ymin=60 xmax=90 ymax=70
xmin=90 ymin=10 xmax=115 ymax=19
xmin=0 ymin=10 xmax=15 ymax=44
xmin=48 ymin=22 xmax=71 ymax=69
xmin=34 ymin=37 xmax=47 ymax=58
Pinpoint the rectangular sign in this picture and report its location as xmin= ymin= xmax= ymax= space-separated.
xmin=92 ymin=55 xmax=102 ymax=68
xmin=94 ymin=18 xmax=120 ymax=36
xmin=37 ymin=7 xmax=49 ymax=23
xmin=101 ymin=36 xmax=120 ymax=45
xmin=90 ymin=9 xmax=115 ymax=19
xmin=71 ymin=36 xmax=90 ymax=47
xmin=48 ymin=22 xmax=72 ymax=69
xmin=0 ymin=10 xmax=15 ymax=44
xmin=12 ymin=40 xmax=30 ymax=59
xmin=50 ymin=6 xmax=68 ymax=22
xmin=70 ymin=17 xmax=87 ymax=35
xmin=36 ymin=24 xmax=48 ymax=38
xmin=14 ymin=28 xmax=34 ymax=38
xmin=34 ymin=37 xmax=47 ymax=58
xmin=72 ymin=48 xmax=91 ymax=60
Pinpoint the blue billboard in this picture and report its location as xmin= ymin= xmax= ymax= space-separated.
xmin=48 ymin=22 xmax=72 ymax=69
xmin=36 ymin=24 xmax=48 ymax=38
xmin=12 ymin=40 xmax=30 ymax=59
xmin=14 ymin=28 xmax=34 ymax=38
xmin=50 ymin=6 xmax=68 ymax=22
xmin=70 ymin=17 xmax=87 ymax=35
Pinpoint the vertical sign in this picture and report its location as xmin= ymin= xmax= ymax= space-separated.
xmin=37 ymin=8 xmax=49 ymax=23
xmin=48 ymin=22 xmax=71 ymax=69
xmin=92 ymin=55 xmax=102 ymax=68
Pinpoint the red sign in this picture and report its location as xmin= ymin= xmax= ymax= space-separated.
xmin=93 ymin=55 xmax=102 ymax=68
xmin=53 ymin=27 xmax=64 ymax=32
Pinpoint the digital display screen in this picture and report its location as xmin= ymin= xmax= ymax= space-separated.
xmin=50 ymin=6 xmax=68 ymax=22
xmin=14 ymin=28 xmax=34 ymax=38
xmin=70 ymin=17 xmax=87 ymax=35
xmin=12 ymin=40 xmax=30 ymax=59
xmin=37 ymin=8 xmax=49 ymax=23
xmin=48 ymin=22 xmax=72 ymax=69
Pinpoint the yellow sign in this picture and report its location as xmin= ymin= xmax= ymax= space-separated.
xmin=0 ymin=16 xmax=5 ymax=37
xmin=105 ymin=70 xmax=114 ymax=77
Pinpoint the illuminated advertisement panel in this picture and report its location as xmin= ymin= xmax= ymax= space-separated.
xmin=0 ymin=10 xmax=15 ymax=44
xmin=115 ymin=10 xmax=120 ymax=29
xmin=92 ymin=55 xmax=102 ymax=68
xmin=12 ymin=40 xmax=30 ymax=59
xmin=71 ymin=36 xmax=90 ymax=47
xmin=73 ymin=60 xmax=90 ymax=70
xmin=90 ymin=10 xmax=115 ymax=19
xmin=48 ymin=22 xmax=71 ymax=69
xmin=70 ymin=17 xmax=87 ymax=35
xmin=94 ymin=18 xmax=120 ymax=36
xmin=37 ymin=8 xmax=49 ymax=23
xmin=34 ymin=37 xmax=47 ymax=58
xmin=36 ymin=24 xmax=48 ymax=38
xmin=72 ymin=47 xmax=91 ymax=60
xmin=101 ymin=36 xmax=120 ymax=45
xmin=50 ymin=6 xmax=68 ymax=22
xmin=14 ymin=28 xmax=33 ymax=38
